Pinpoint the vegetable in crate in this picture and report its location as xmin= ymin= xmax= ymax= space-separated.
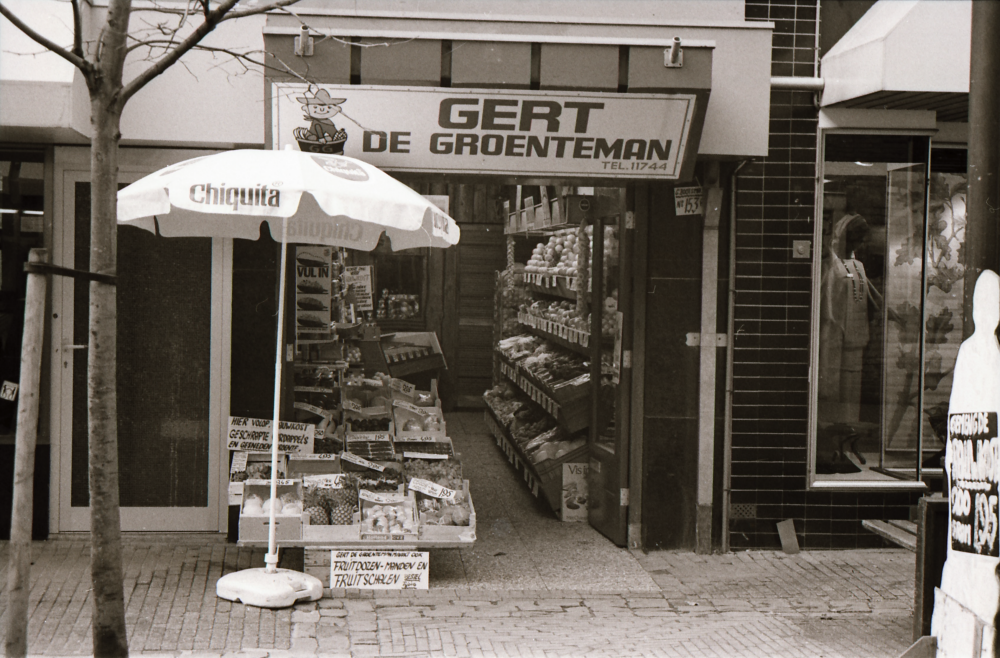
xmin=350 ymin=417 xmax=391 ymax=432
xmin=404 ymin=458 xmax=463 ymax=491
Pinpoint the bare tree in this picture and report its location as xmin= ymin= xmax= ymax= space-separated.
xmin=0 ymin=1 xmax=299 ymax=655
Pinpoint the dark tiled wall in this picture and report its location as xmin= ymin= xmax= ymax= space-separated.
xmin=730 ymin=0 xmax=920 ymax=550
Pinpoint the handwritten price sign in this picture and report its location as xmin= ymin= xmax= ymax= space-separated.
xmin=673 ymin=186 xmax=703 ymax=216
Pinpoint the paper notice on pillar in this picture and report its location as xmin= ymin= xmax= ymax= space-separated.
xmin=561 ymin=463 xmax=589 ymax=522
xmin=330 ymin=550 xmax=429 ymax=590
xmin=295 ymin=246 xmax=333 ymax=344
xmin=227 ymin=416 xmax=315 ymax=454
xmin=343 ymin=266 xmax=374 ymax=312
xmin=947 ymin=411 xmax=999 ymax=557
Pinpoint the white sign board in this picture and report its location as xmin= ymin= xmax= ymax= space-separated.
xmin=329 ymin=550 xmax=429 ymax=590
xmin=272 ymin=84 xmax=697 ymax=179
xmin=343 ymin=266 xmax=374 ymax=312
xmin=673 ymin=186 xmax=704 ymax=216
xmin=227 ymin=416 xmax=314 ymax=454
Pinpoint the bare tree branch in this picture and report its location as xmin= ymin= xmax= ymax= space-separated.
xmin=217 ymin=0 xmax=300 ymax=21
xmin=119 ymin=0 xmax=299 ymax=105
xmin=70 ymin=0 xmax=83 ymax=58
xmin=0 ymin=2 xmax=91 ymax=73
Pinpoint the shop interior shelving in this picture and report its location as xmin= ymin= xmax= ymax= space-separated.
xmin=490 ymin=189 xmax=621 ymax=515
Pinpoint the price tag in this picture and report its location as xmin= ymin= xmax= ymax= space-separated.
xmin=343 ymin=400 xmax=363 ymax=413
xmin=390 ymin=379 xmax=416 ymax=396
xmin=228 ymin=481 xmax=244 ymax=505
xmin=674 ymin=186 xmax=704 ymax=216
xmin=303 ymin=473 xmax=345 ymax=489
xmin=294 ymin=402 xmax=333 ymax=419
xmin=393 ymin=400 xmax=429 ymax=415
xmin=403 ymin=452 xmax=448 ymax=460
xmin=230 ymin=451 xmax=249 ymax=473
xmin=348 ymin=432 xmax=392 ymax=442
xmin=340 ymin=451 xmax=385 ymax=472
xmin=359 ymin=490 xmax=406 ymax=504
xmin=293 ymin=453 xmax=338 ymax=460
xmin=246 ymin=478 xmax=296 ymax=486
xmin=408 ymin=477 xmax=457 ymax=501
xmin=399 ymin=435 xmax=441 ymax=443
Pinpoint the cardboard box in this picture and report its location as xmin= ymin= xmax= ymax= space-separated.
xmin=415 ymin=480 xmax=477 ymax=543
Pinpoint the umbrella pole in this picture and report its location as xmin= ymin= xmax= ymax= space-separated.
xmin=266 ymin=217 xmax=290 ymax=574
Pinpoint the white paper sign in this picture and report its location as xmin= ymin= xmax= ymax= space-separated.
xmin=403 ymin=452 xmax=448 ymax=460
xmin=230 ymin=451 xmax=249 ymax=473
xmin=0 ymin=381 xmax=18 ymax=402
xmin=344 ymin=266 xmax=374 ymax=312
xmin=227 ymin=416 xmax=315 ymax=454
xmin=408 ymin=477 xmax=457 ymax=501
xmin=340 ymin=451 xmax=386 ymax=472
xmin=303 ymin=473 xmax=346 ymax=489
xmin=674 ymin=186 xmax=704 ymax=216
xmin=330 ymin=550 xmax=429 ymax=590
xmin=359 ymin=490 xmax=406 ymax=504
xmin=393 ymin=399 xmax=429 ymax=415
xmin=390 ymin=378 xmax=416 ymax=396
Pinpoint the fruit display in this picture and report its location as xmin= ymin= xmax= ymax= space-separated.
xmin=517 ymin=340 xmax=589 ymax=385
xmin=360 ymin=497 xmax=417 ymax=535
xmin=498 ymin=334 xmax=543 ymax=361
xmin=483 ymin=383 xmax=528 ymax=427
xmin=303 ymin=476 xmax=358 ymax=526
xmin=242 ymin=490 xmax=302 ymax=516
xmin=418 ymin=495 xmax=472 ymax=526
xmin=348 ymin=416 xmax=392 ymax=432
xmin=377 ymin=292 xmax=420 ymax=320
xmin=345 ymin=344 xmax=362 ymax=364
xmin=346 ymin=462 xmax=404 ymax=492
xmin=404 ymin=458 xmax=463 ymax=491
xmin=497 ymin=266 xmax=531 ymax=339
xmin=524 ymin=228 xmax=580 ymax=275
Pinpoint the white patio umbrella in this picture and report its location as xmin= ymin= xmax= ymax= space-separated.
xmin=117 ymin=148 xmax=460 ymax=608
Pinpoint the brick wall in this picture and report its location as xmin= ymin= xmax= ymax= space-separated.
xmin=729 ymin=0 xmax=920 ymax=550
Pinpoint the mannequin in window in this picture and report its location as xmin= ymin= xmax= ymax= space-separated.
xmin=818 ymin=200 xmax=882 ymax=470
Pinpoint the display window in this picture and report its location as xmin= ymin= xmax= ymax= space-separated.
xmin=812 ymin=133 xmax=967 ymax=486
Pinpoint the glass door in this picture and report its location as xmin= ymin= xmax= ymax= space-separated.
xmin=586 ymin=190 xmax=630 ymax=546
xmin=56 ymin=162 xmax=227 ymax=532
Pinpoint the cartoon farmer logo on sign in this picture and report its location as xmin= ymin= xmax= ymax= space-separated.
xmin=293 ymin=89 xmax=349 ymax=154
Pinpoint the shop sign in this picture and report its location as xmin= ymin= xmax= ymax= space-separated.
xmin=272 ymin=84 xmax=697 ymax=180
xmin=947 ymin=411 xmax=999 ymax=557
xmin=227 ymin=416 xmax=315 ymax=454
xmin=330 ymin=550 xmax=429 ymax=590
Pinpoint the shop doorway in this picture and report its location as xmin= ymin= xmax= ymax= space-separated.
xmin=54 ymin=156 xmax=227 ymax=533
xmin=482 ymin=184 xmax=632 ymax=546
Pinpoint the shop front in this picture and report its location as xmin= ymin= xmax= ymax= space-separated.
xmin=257 ymin=5 xmax=772 ymax=551
xmin=3 ymin=1 xmax=773 ymax=552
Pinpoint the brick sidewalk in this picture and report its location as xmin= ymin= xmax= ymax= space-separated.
xmin=0 ymin=540 xmax=915 ymax=657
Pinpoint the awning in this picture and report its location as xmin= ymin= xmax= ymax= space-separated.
xmin=820 ymin=0 xmax=971 ymax=122
xmin=0 ymin=0 xmax=90 ymax=143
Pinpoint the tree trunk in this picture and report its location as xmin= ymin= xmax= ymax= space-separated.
xmin=4 ymin=248 xmax=49 ymax=658
xmin=88 ymin=89 xmax=128 ymax=658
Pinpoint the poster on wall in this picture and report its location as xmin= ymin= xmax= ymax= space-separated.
xmin=344 ymin=265 xmax=374 ymax=312
xmin=295 ymin=246 xmax=333 ymax=346
xmin=947 ymin=411 xmax=999 ymax=557
xmin=271 ymin=84 xmax=698 ymax=180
